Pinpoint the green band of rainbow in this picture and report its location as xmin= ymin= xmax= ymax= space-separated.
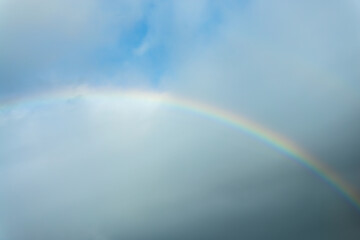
xmin=1 ymin=87 xmax=360 ymax=212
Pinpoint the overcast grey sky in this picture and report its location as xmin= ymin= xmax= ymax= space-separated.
xmin=1 ymin=1 xmax=360 ymax=239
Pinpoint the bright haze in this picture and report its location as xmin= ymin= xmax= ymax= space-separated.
xmin=1 ymin=1 xmax=360 ymax=239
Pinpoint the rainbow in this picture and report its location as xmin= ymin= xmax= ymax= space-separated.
xmin=1 ymin=86 xmax=360 ymax=212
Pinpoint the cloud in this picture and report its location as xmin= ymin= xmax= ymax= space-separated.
xmin=1 ymin=0 xmax=360 ymax=239
xmin=1 ymin=89 xmax=360 ymax=240
xmin=161 ymin=0 xmax=360 ymax=156
xmin=0 ymin=0 xmax=153 ymax=95
xmin=0 ymin=0 xmax=233 ymax=95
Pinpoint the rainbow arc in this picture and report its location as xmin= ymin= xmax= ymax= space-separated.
xmin=1 ymin=87 xmax=359 ymax=211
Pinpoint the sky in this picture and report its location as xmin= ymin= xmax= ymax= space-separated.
xmin=1 ymin=0 xmax=360 ymax=239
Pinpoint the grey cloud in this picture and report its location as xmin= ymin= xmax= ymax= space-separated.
xmin=0 ymin=95 xmax=360 ymax=240
xmin=1 ymin=0 xmax=360 ymax=239
xmin=162 ymin=0 xmax=360 ymax=157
